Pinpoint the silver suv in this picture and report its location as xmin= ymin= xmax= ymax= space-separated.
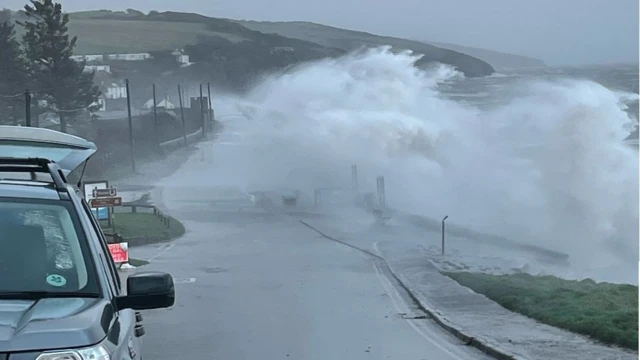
xmin=0 ymin=125 xmax=175 ymax=360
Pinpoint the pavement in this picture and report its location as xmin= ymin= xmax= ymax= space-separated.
xmin=298 ymin=212 xmax=638 ymax=360
xmin=117 ymin=120 xmax=495 ymax=359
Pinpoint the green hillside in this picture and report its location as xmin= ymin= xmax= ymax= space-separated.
xmin=22 ymin=10 xmax=493 ymax=77
xmin=57 ymin=11 xmax=344 ymax=91
xmin=425 ymin=41 xmax=547 ymax=70
xmin=69 ymin=19 xmax=242 ymax=54
xmin=63 ymin=11 xmax=301 ymax=55
xmin=5 ymin=9 xmax=496 ymax=91
xmin=235 ymin=20 xmax=495 ymax=77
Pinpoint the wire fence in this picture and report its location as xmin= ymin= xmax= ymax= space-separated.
xmin=104 ymin=203 xmax=174 ymax=245
xmin=0 ymin=80 xmax=217 ymax=178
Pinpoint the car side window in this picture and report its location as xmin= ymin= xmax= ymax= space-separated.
xmin=79 ymin=196 xmax=122 ymax=293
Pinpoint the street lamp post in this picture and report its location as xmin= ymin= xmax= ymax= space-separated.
xmin=441 ymin=215 xmax=449 ymax=255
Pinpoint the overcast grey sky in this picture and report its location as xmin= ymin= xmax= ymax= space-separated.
xmin=4 ymin=0 xmax=638 ymax=65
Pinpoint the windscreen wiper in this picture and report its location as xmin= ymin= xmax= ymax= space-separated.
xmin=0 ymin=291 xmax=99 ymax=299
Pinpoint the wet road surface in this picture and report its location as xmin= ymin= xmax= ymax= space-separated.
xmin=126 ymin=118 xmax=492 ymax=360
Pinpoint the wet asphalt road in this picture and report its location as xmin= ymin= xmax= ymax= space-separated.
xmin=125 ymin=119 xmax=491 ymax=360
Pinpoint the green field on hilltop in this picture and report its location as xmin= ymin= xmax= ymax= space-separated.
xmin=69 ymin=19 xmax=248 ymax=54
xmin=13 ymin=17 xmax=249 ymax=54
xmin=445 ymin=272 xmax=638 ymax=350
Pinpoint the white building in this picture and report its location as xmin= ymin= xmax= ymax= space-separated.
xmin=84 ymin=54 xmax=105 ymax=62
xmin=172 ymin=49 xmax=193 ymax=67
xmin=143 ymin=98 xmax=176 ymax=110
xmin=84 ymin=65 xmax=111 ymax=73
xmin=72 ymin=53 xmax=153 ymax=62
xmin=107 ymin=53 xmax=152 ymax=61
xmin=105 ymin=83 xmax=127 ymax=99
xmin=70 ymin=54 xmax=104 ymax=62
xmin=270 ymin=46 xmax=294 ymax=54
xmin=177 ymin=54 xmax=190 ymax=65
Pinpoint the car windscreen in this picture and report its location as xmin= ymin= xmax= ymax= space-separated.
xmin=0 ymin=198 xmax=100 ymax=296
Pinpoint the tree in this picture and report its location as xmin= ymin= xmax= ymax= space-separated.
xmin=0 ymin=20 xmax=27 ymax=125
xmin=19 ymin=0 xmax=100 ymax=133
xmin=0 ymin=9 xmax=12 ymax=23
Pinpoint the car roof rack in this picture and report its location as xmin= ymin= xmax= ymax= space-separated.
xmin=0 ymin=157 xmax=69 ymax=192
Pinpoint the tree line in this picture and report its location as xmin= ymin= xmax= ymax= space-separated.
xmin=0 ymin=0 xmax=100 ymax=129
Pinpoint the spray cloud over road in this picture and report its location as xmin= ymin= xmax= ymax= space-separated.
xmin=213 ymin=47 xmax=638 ymax=282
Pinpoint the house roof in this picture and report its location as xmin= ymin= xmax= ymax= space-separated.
xmin=142 ymin=98 xmax=176 ymax=109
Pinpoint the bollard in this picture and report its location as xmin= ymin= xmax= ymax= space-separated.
xmin=441 ymin=215 xmax=448 ymax=255
xmin=132 ymin=205 xmax=137 ymax=214
xmin=351 ymin=164 xmax=358 ymax=191
xmin=153 ymin=208 xmax=157 ymax=216
xmin=376 ymin=176 xmax=386 ymax=208
xmin=314 ymin=189 xmax=320 ymax=208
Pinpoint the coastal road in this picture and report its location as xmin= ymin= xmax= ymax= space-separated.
xmin=126 ymin=116 xmax=492 ymax=360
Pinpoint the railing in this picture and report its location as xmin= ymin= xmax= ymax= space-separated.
xmin=158 ymin=127 xmax=204 ymax=152
xmin=103 ymin=203 xmax=173 ymax=244
xmin=120 ymin=203 xmax=174 ymax=229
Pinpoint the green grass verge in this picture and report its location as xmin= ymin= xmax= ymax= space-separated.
xmin=100 ymin=212 xmax=185 ymax=246
xmin=445 ymin=272 xmax=638 ymax=350
xmin=128 ymin=258 xmax=150 ymax=267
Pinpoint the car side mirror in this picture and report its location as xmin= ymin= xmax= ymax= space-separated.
xmin=116 ymin=272 xmax=175 ymax=311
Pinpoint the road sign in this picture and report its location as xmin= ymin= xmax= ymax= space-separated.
xmin=93 ymin=187 xmax=117 ymax=198
xmin=90 ymin=197 xmax=123 ymax=208
xmin=83 ymin=180 xmax=109 ymax=221
xmin=108 ymin=242 xmax=129 ymax=264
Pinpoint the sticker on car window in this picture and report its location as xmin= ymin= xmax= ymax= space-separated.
xmin=46 ymin=274 xmax=67 ymax=287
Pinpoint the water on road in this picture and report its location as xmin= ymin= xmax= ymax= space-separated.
xmin=129 ymin=137 xmax=492 ymax=360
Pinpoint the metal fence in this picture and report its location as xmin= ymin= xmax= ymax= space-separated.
xmin=103 ymin=203 xmax=173 ymax=244
xmin=1 ymin=80 xmax=217 ymax=177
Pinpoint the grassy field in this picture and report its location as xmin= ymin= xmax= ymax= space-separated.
xmin=72 ymin=20 xmax=213 ymax=54
xmin=128 ymin=258 xmax=151 ymax=267
xmin=445 ymin=272 xmax=638 ymax=350
xmin=13 ymin=17 xmax=249 ymax=54
xmin=100 ymin=212 xmax=185 ymax=246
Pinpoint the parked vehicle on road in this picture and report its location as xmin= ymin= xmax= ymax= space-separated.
xmin=0 ymin=125 xmax=175 ymax=360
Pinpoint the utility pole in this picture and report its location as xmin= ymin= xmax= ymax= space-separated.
xmin=376 ymin=176 xmax=386 ymax=208
xmin=24 ymin=90 xmax=31 ymax=127
xmin=152 ymin=84 xmax=158 ymax=144
xmin=199 ymin=84 xmax=206 ymax=138
xmin=177 ymin=84 xmax=187 ymax=145
xmin=125 ymin=79 xmax=136 ymax=172
xmin=351 ymin=164 xmax=358 ymax=191
xmin=207 ymin=82 xmax=213 ymax=127
xmin=441 ymin=215 xmax=449 ymax=255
